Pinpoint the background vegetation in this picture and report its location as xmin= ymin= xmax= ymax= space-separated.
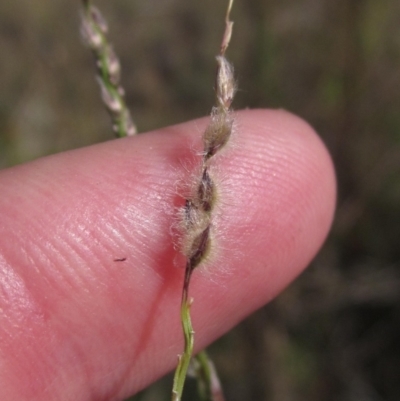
xmin=1 ymin=0 xmax=400 ymax=400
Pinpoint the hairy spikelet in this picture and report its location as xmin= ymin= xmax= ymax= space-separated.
xmin=180 ymin=5 xmax=235 ymax=277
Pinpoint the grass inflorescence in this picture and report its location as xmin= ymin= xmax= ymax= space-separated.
xmin=172 ymin=1 xmax=236 ymax=400
xmin=81 ymin=0 xmax=137 ymax=138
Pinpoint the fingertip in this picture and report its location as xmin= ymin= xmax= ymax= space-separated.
xmin=0 ymin=108 xmax=336 ymax=400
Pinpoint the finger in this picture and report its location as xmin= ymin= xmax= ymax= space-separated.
xmin=0 ymin=109 xmax=335 ymax=401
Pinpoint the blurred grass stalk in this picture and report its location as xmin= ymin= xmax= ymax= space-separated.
xmin=81 ymin=0 xmax=137 ymax=137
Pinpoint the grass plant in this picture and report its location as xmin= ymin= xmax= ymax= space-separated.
xmin=172 ymin=1 xmax=235 ymax=400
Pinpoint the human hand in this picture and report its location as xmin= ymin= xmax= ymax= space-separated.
xmin=0 ymin=109 xmax=335 ymax=401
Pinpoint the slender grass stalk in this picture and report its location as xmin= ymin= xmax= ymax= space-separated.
xmin=172 ymin=1 xmax=235 ymax=400
xmin=80 ymin=0 xmax=137 ymax=137
xmin=193 ymin=351 xmax=225 ymax=401
xmin=172 ymin=267 xmax=195 ymax=401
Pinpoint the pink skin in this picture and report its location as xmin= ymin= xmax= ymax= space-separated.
xmin=0 ymin=109 xmax=336 ymax=401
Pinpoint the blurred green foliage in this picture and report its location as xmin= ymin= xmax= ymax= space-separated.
xmin=1 ymin=0 xmax=400 ymax=400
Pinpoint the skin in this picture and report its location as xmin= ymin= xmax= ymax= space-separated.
xmin=0 ymin=109 xmax=336 ymax=401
